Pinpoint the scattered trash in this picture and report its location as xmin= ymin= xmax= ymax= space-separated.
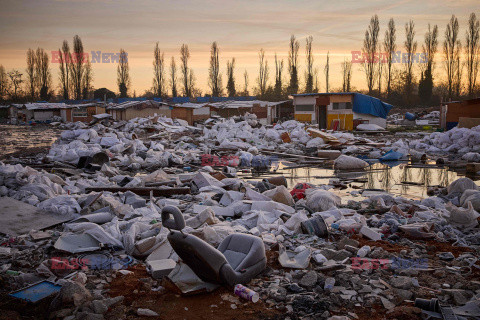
xmin=278 ymin=244 xmax=311 ymax=269
xmin=2 ymin=112 xmax=480 ymax=320
xmin=300 ymin=216 xmax=329 ymax=238
xmin=324 ymin=277 xmax=335 ymax=290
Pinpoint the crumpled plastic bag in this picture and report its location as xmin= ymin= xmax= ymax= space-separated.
xmin=421 ymin=196 xmax=446 ymax=209
xmin=65 ymin=221 xmax=124 ymax=248
xmin=334 ymin=155 xmax=369 ymax=170
xmin=447 ymin=177 xmax=478 ymax=195
xmin=186 ymin=208 xmax=219 ymax=229
xmin=460 ymin=189 xmax=480 ymax=212
xmin=201 ymin=224 xmax=235 ymax=247
xmin=461 ymin=152 xmax=480 ymax=162
xmin=306 ymin=189 xmax=341 ymax=212
xmin=143 ymin=169 xmax=169 ymax=183
xmin=445 ymin=201 xmax=480 ymax=228
xmin=277 ymin=210 xmax=308 ymax=236
xmin=38 ymin=195 xmax=81 ymax=216
xmin=306 ymin=137 xmax=325 ymax=148
xmin=356 ymin=123 xmax=384 ymax=131
xmin=399 ymin=222 xmax=435 ymax=239
xmin=264 ymin=129 xmax=281 ymax=142
xmin=263 ymin=185 xmax=294 ymax=206
xmin=18 ymin=183 xmax=57 ymax=202
xmin=278 ymin=244 xmax=311 ymax=269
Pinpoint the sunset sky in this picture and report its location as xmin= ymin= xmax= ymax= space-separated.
xmin=0 ymin=0 xmax=478 ymax=96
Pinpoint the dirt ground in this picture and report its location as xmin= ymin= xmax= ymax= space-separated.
xmin=107 ymin=266 xmax=281 ymax=320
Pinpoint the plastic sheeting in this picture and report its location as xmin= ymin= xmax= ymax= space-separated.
xmin=352 ymin=93 xmax=393 ymax=119
xmin=305 ymin=189 xmax=341 ymax=212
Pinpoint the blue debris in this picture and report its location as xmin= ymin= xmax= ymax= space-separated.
xmin=9 ymin=280 xmax=62 ymax=303
xmin=379 ymin=150 xmax=403 ymax=162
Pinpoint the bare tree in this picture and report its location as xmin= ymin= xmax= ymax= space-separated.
xmin=26 ymin=48 xmax=36 ymax=100
xmin=362 ymin=15 xmax=380 ymax=94
xmin=404 ymin=20 xmax=417 ymax=96
xmin=419 ymin=24 xmax=439 ymax=104
xmin=82 ymin=59 xmax=93 ymax=99
xmin=0 ymin=65 xmax=8 ymax=100
xmin=313 ymin=67 xmax=320 ymax=93
xmin=384 ymin=18 xmax=396 ymax=97
xmin=423 ymin=24 xmax=439 ymax=74
xmin=187 ymin=69 xmax=197 ymax=97
xmin=257 ymin=49 xmax=269 ymax=96
xmin=305 ymin=36 xmax=314 ymax=93
xmin=7 ymin=70 xmax=23 ymax=101
xmin=454 ymin=42 xmax=463 ymax=98
xmin=226 ymin=58 xmax=236 ymax=97
xmin=170 ymin=57 xmax=178 ymax=97
xmin=466 ymin=13 xmax=480 ymax=97
xmin=208 ymin=42 xmax=222 ymax=96
xmin=444 ymin=15 xmax=461 ymax=99
xmin=288 ymin=35 xmax=300 ymax=94
xmin=377 ymin=48 xmax=384 ymax=94
xmin=35 ymin=48 xmax=52 ymax=101
xmin=153 ymin=42 xmax=166 ymax=97
xmin=341 ymin=59 xmax=352 ymax=92
xmin=324 ymin=51 xmax=330 ymax=93
xmin=59 ymin=40 xmax=71 ymax=100
xmin=243 ymin=70 xmax=249 ymax=96
xmin=117 ymin=48 xmax=130 ymax=98
xmin=274 ymin=53 xmax=284 ymax=98
xmin=180 ymin=44 xmax=192 ymax=97
xmin=69 ymin=35 xmax=86 ymax=100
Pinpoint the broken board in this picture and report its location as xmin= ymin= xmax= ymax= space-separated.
xmin=0 ymin=197 xmax=72 ymax=236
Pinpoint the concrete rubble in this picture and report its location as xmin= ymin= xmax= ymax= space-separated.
xmin=0 ymin=114 xmax=479 ymax=320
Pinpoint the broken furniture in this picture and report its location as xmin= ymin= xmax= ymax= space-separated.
xmin=161 ymin=205 xmax=266 ymax=286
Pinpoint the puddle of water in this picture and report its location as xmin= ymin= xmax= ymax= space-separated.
xmin=0 ymin=124 xmax=60 ymax=156
xmin=238 ymin=160 xmax=479 ymax=201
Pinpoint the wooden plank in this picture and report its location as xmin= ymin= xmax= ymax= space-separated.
xmin=466 ymin=163 xmax=480 ymax=174
xmin=85 ymin=186 xmax=190 ymax=196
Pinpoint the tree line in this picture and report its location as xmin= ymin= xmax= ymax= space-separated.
xmin=360 ymin=13 xmax=479 ymax=106
xmin=0 ymin=12 xmax=478 ymax=106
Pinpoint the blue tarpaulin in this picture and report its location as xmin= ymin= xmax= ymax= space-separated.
xmin=379 ymin=149 xmax=403 ymax=161
xmin=352 ymin=93 xmax=393 ymax=119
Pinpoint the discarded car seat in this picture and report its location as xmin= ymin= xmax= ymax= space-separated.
xmin=161 ymin=205 xmax=266 ymax=286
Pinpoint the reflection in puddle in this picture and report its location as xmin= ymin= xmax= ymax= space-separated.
xmin=0 ymin=125 xmax=60 ymax=157
xmin=240 ymin=161 xmax=479 ymax=201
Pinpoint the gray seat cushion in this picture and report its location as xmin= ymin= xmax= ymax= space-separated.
xmin=218 ymin=234 xmax=266 ymax=271
xmin=167 ymin=231 xmax=227 ymax=284
xmin=162 ymin=206 xmax=266 ymax=287
xmin=218 ymin=234 xmax=267 ymax=286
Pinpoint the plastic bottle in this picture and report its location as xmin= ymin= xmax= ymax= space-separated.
xmin=324 ymin=277 xmax=335 ymax=290
xmin=357 ymin=245 xmax=371 ymax=258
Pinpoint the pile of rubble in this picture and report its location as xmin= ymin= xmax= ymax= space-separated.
xmin=409 ymin=125 xmax=480 ymax=160
xmin=0 ymin=114 xmax=479 ymax=320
